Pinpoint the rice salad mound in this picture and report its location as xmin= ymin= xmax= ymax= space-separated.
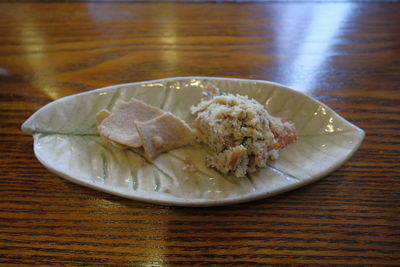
xmin=191 ymin=91 xmax=297 ymax=178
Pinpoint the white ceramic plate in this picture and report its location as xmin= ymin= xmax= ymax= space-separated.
xmin=22 ymin=77 xmax=364 ymax=206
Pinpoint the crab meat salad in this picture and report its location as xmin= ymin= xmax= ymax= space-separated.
xmin=191 ymin=88 xmax=297 ymax=178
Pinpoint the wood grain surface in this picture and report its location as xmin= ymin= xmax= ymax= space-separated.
xmin=1 ymin=1 xmax=399 ymax=266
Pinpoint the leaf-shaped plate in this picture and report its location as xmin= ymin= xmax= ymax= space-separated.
xmin=22 ymin=77 xmax=364 ymax=206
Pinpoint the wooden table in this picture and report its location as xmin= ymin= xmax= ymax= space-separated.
xmin=1 ymin=1 xmax=399 ymax=266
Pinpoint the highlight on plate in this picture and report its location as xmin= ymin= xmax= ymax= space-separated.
xmin=97 ymin=84 xmax=297 ymax=178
